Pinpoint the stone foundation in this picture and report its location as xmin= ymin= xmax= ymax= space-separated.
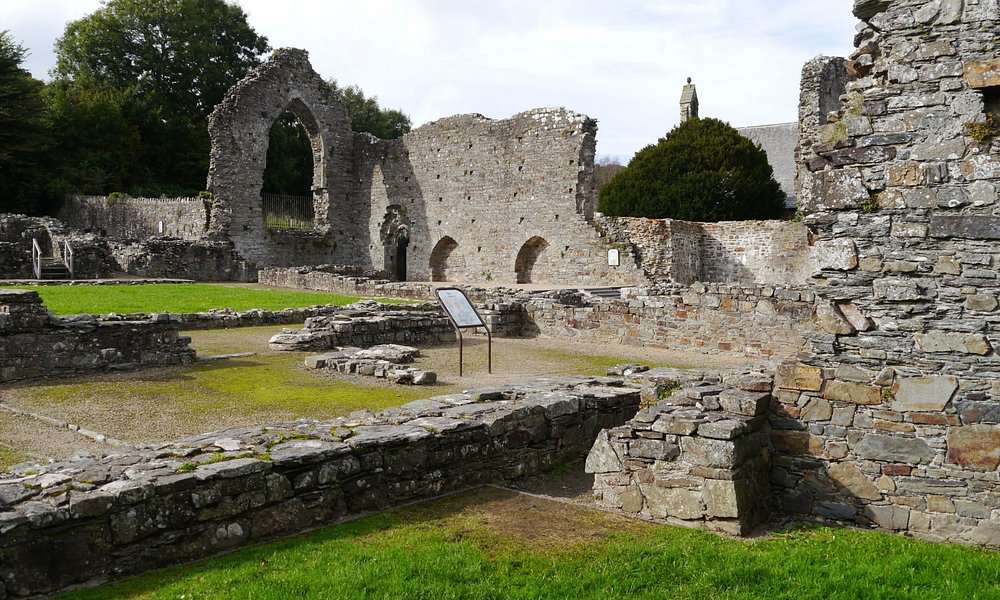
xmin=0 ymin=290 xmax=195 ymax=383
xmin=0 ymin=377 xmax=639 ymax=598
xmin=267 ymin=304 xmax=456 ymax=351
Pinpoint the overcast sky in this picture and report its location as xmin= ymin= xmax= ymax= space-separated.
xmin=1 ymin=0 xmax=857 ymax=160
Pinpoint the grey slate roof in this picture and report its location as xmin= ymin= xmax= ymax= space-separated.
xmin=737 ymin=122 xmax=798 ymax=207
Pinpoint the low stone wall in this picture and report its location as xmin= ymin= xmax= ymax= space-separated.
xmin=110 ymin=238 xmax=255 ymax=282
xmin=259 ymin=265 xmax=436 ymax=300
xmin=525 ymin=284 xmax=817 ymax=358
xmin=587 ymin=368 xmax=773 ymax=535
xmin=0 ymin=289 xmax=196 ymax=383
xmin=268 ymin=305 xmax=457 ymax=351
xmin=0 ymin=377 xmax=640 ymax=597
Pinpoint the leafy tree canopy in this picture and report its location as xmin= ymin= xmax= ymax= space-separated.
xmin=328 ymin=80 xmax=411 ymax=139
xmin=0 ymin=31 xmax=53 ymax=214
xmin=597 ymin=117 xmax=785 ymax=222
xmin=53 ymin=0 xmax=270 ymax=118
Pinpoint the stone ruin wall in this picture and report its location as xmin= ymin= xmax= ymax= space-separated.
xmin=206 ymin=49 xmax=354 ymax=268
xmin=354 ymin=110 xmax=645 ymax=285
xmin=596 ymin=216 xmax=817 ymax=287
xmin=0 ymin=378 xmax=639 ymax=598
xmin=59 ymin=196 xmax=210 ymax=241
xmin=778 ymin=0 xmax=1000 ymax=544
xmin=0 ymin=290 xmax=195 ymax=384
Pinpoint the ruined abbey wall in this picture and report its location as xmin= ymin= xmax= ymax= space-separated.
xmin=778 ymin=0 xmax=1000 ymax=543
xmin=597 ymin=216 xmax=816 ymax=286
xmin=354 ymin=110 xmax=645 ymax=285
xmin=59 ymin=196 xmax=209 ymax=241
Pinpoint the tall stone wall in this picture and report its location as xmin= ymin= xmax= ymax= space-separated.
xmin=354 ymin=110 xmax=645 ymax=285
xmin=783 ymin=0 xmax=1000 ymax=543
xmin=206 ymin=48 xmax=353 ymax=268
xmin=597 ymin=216 xmax=816 ymax=286
xmin=0 ymin=378 xmax=639 ymax=598
xmin=59 ymin=196 xmax=209 ymax=241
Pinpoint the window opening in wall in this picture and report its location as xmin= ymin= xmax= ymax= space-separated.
xmin=261 ymin=110 xmax=314 ymax=231
xmin=393 ymin=228 xmax=409 ymax=281
xmin=515 ymin=236 xmax=549 ymax=284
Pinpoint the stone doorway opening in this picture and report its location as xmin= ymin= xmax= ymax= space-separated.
xmin=515 ymin=236 xmax=549 ymax=284
xmin=259 ymin=101 xmax=322 ymax=231
xmin=429 ymin=236 xmax=462 ymax=282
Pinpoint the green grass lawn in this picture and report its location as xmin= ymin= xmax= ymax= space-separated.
xmin=56 ymin=488 xmax=1000 ymax=600
xmin=2 ymin=283 xmax=408 ymax=315
xmin=0 ymin=443 xmax=27 ymax=471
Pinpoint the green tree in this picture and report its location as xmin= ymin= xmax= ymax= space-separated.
xmin=328 ymin=80 xmax=411 ymax=139
xmin=262 ymin=111 xmax=313 ymax=195
xmin=598 ymin=118 xmax=785 ymax=222
xmin=50 ymin=0 xmax=270 ymax=196
xmin=0 ymin=31 xmax=53 ymax=214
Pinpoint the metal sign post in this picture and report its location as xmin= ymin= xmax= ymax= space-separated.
xmin=435 ymin=287 xmax=492 ymax=377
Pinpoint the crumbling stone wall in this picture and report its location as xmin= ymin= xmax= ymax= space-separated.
xmin=0 ymin=378 xmax=638 ymax=598
xmin=596 ymin=216 xmax=816 ymax=286
xmin=353 ymin=110 xmax=646 ymax=285
xmin=59 ymin=196 xmax=210 ymax=241
xmin=783 ymin=0 xmax=1000 ymax=544
xmin=206 ymin=48 xmax=354 ymax=267
xmin=0 ymin=289 xmax=195 ymax=383
xmin=0 ymin=214 xmax=116 ymax=279
xmin=109 ymin=238 xmax=255 ymax=281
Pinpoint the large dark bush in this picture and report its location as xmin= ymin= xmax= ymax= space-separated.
xmin=597 ymin=117 xmax=785 ymax=222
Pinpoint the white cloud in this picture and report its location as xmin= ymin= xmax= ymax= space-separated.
xmin=0 ymin=0 xmax=857 ymax=159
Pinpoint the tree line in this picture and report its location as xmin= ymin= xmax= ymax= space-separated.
xmin=0 ymin=0 xmax=411 ymax=215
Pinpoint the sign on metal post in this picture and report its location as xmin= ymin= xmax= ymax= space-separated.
xmin=435 ymin=287 xmax=492 ymax=377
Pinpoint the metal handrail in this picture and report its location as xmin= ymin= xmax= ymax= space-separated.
xmin=63 ymin=240 xmax=74 ymax=279
xmin=31 ymin=238 xmax=42 ymax=280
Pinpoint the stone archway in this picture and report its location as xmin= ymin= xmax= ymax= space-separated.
xmin=206 ymin=48 xmax=354 ymax=266
xmin=514 ymin=236 xmax=549 ymax=284
xmin=380 ymin=205 xmax=410 ymax=281
xmin=429 ymin=236 xmax=462 ymax=282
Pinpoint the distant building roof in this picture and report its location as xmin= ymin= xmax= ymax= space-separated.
xmin=737 ymin=122 xmax=798 ymax=208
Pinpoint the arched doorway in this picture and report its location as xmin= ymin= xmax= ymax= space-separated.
xmin=380 ymin=206 xmax=410 ymax=281
xmin=514 ymin=236 xmax=549 ymax=284
xmin=260 ymin=109 xmax=315 ymax=231
xmin=429 ymin=236 xmax=462 ymax=282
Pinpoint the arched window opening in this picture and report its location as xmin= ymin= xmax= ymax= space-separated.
xmin=515 ymin=236 xmax=549 ymax=284
xmin=429 ymin=236 xmax=463 ymax=282
xmin=261 ymin=110 xmax=314 ymax=230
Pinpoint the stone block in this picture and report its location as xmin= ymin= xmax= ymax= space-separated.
xmin=703 ymin=478 xmax=749 ymax=519
xmin=681 ymin=437 xmax=739 ymax=469
xmin=815 ymin=239 xmax=859 ymax=271
xmin=718 ymin=389 xmax=770 ymax=416
xmin=853 ymin=434 xmax=935 ymax=464
xmin=892 ymin=376 xmax=958 ymax=412
xmin=914 ymin=331 xmax=992 ymax=355
xmin=816 ymin=302 xmax=856 ymax=335
xmin=955 ymin=401 xmax=1000 ymax=425
xmin=585 ymin=431 xmax=622 ymax=474
xmin=838 ymin=303 xmax=874 ymax=331
xmin=827 ymin=462 xmax=881 ymax=500
xmin=964 ymin=294 xmax=998 ymax=312
xmin=824 ymin=381 xmax=882 ymax=405
xmin=947 ymin=425 xmax=1000 ymax=470
xmin=641 ymin=484 xmax=705 ymax=520
xmin=964 ymin=58 xmax=1000 ymax=88
xmin=775 ymin=364 xmax=824 ymax=391
xmin=864 ymin=504 xmax=910 ymax=530
xmin=801 ymin=398 xmax=833 ymax=422
xmin=771 ymin=430 xmax=823 ymax=455
xmin=929 ymin=215 xmax=1000 ymax=240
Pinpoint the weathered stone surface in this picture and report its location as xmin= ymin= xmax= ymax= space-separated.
xmin=816 ymin=302 xmax=856 ymax=335
xmin=864 ymin=504 xmax=910 ymax=530
xmin=643 ymin=485 xmax=705 ymax=521
xmin=914 ymin=331 xmax=992 ymax=355
xmin=827 ymin=462 xmax=881 ymax=501
xmin=892 ymin=376 xmax=958 ymax=412
xmin=947 ymin=425 xmax=1000 ymax=470
xmin=771 ymin=430 xmax=823 ymax=455
xmin=775 ymin=364 xmax=823 ymax=391
xmin=853 ymin=435 xmax=935 ymax=464
xmin=929 ymin=216 xmax=1000 ymax=240
xmin=964 ymin=58 xmax=1000 ymax=88
xmin=585 ymin=431 xmax=622 ymax=474
xmin=703 ymin=479 xmax=746 ymax=518
xmin=838 ymin=303 xmax=874 ymax=331
xmin=824 ymin=381 xmax=882 ymax=405
xmin=718 ymin=389 xmax=770 ymax=416
xmin=815 ymin=239 xmax=859 ymax=271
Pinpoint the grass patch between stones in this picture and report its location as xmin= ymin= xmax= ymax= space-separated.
xmin=56 ymin=487 xmax=1000 ymax=600
xmin=3 ymin=283 xmax=411 ymax=315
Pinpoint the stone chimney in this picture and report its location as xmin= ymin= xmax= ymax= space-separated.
xmin=680 ymin=77 xmax=699 ymax=122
